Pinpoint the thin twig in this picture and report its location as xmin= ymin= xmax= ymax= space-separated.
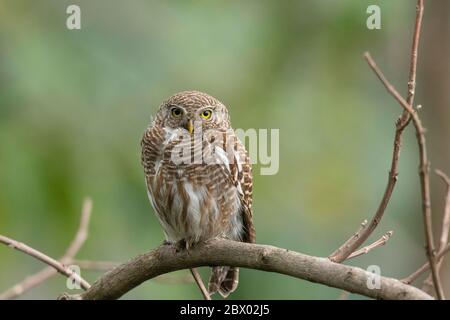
xmin=0 ymin=234 xmax=90 ymax=290
xmin=62 ymin=198 xmax=92 ymax=260
xmin=346 ymin=231 xmax=393 ymax=260
xmin=329 ymin=220 xmax=367 ymax=260
xmin=0 ymin=267 xmax=57 ymax=300
xmin=364 ymin=53 xmax=415 ymax=114
xmin=329 ymin=0 xmax=425 ymax=264
xmin=421 ymin=170 xmax=450 ymax=293
xmin=364 ymin=52 xmax=445 ymax=299
xmin=0 ymin=198 xmax=92 ymax=299
xmin=402 ymin=243 xmax=450 ymax=285
xmin=190 ymin=268 xmax=211 ymax=300
xmin=406 ymin=0 xmax=424 ymax=106
xmin=435 ymin=170 xmax=450 ymax=250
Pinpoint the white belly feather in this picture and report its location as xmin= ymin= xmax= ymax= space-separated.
xmin=146 ymin=127 xmax=243 ymax=243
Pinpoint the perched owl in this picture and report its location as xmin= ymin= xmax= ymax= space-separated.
xmin=141 ymin=90 xmax=255 ymax=297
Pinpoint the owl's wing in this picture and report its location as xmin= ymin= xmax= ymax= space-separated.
xmin=141 ymin=120 xmax=166 ymax=178
xmin=225 ymin=134 xmax=255 ymax=243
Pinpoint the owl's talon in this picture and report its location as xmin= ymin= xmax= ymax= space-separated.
xmin=173 ymin=239 xmax=187 ymax=253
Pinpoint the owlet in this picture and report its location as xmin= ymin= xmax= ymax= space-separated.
xmin=141 ymin=90 xmax=255 ymax=297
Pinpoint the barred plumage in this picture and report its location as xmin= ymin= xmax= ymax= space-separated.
xmin=141 ymin=91 xmax=255 ymax=297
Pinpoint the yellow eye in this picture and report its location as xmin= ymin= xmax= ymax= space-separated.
xmin=201 ymin=109 xmax=212 ymax=119
xmin=171 ymin=107 xmax=183 ymax=118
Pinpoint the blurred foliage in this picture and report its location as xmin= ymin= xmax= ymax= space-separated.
xmin=0 ymin=0 xmax=447 ymax=299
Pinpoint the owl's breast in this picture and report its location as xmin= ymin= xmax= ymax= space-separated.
xmin=146 ymin=161 xmax=243 ymax=244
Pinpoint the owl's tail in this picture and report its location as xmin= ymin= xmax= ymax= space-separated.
xmin=208 ymin=266 xmax=239 ymax=298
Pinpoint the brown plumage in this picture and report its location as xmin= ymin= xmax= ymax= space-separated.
xmin=141 ymin=91 xmax=255 ymax=297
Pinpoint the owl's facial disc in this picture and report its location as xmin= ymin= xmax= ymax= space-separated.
xmin=181 ymin=107 xmax=215 ymax=134
xmin=163 ymin=100 xmax=225 ymax=134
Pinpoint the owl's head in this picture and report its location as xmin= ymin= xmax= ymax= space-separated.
xmin=155 ymin=91 xmax=231 ymax=133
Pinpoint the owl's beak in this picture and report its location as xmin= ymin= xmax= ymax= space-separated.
xmin=184 ymin=119 xmax=194 ymax=134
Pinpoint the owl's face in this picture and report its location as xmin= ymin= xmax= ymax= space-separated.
xmin=155 ymin=91 xmax=231 ymax=133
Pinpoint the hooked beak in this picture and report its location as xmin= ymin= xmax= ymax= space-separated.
xmin=184 ymin=119 xmax=194 ymax=134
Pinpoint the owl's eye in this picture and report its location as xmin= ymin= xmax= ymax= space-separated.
xmin=171 ymin=107 xmax=183 ymax=118
xmin=200 ymin=109 xmax=212 ymax=119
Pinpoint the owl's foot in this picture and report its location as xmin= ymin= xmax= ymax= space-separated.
xmin=173 ymin=239 xmax=187 ymax=253
xmin=172 ymin=239 xmax=195 ymax=254
xmin=161 ymin=239 xmax=183 ymax=255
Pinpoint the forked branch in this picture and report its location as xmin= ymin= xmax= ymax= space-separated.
xmin=329 ymin=0 xmax=425 ymax=264
xmin=363 ymin=51 xmax=445 ymax=299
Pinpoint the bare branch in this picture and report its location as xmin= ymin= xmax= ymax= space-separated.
xmin=329 ymin=220 xmax=367 ymax=261
xmin=0 ymin=234 xmax=90 ymax=291
xmin=346 ymin=231 xmax=393 ymax=260
xmin=59 ymin=239 xmax=432 ymax=300
xmin=364 ymin=53 xmax=415 ymax=114
xmin=190 ymin=268 xmax=211 ymax=300
xmin=406 ymin=0 xmax=424 ymax=106
xmin=402 ymin=243 xmax=450 ymax=285
xmin=435 ymin=169 xmax=450 ymax=250
xmin=329 ymin=0 xmax=425 ymax=263
xmin=421 ymin=170 xmax=450 ymax=293
xmin=0 ymin=267 xmax=56 ymax=300
xmin=62 ymin=198 xmax=92 ymax=260
xmin=0 ymin=198 xmax=93 ymax=299
xmin=363 ymin=51 xmax=445 ymax=299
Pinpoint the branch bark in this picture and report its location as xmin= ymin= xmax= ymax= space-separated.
xmin=63 ymin=239 xmax=432 ymax=300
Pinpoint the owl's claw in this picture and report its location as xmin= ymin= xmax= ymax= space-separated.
xmin=173 ymin=239 xmax=187 ymax=253
xmin=171 ymin=239 xmax=195 ymax=255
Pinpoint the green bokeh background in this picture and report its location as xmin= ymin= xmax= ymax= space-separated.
xmin=1 ymin=0 xmax=449 ymax=299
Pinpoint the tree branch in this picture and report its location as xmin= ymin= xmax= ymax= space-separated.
xmin=58 ymin=239 xmax=432 ymax=300
xmin=363 ymin=51 xmax=445 ymax=299
xmin=62 ymin=198 xmax=92 ymax=260
xmin=0 ymin=198 xmax=92 ymax=299
xmin=189 ymin=268 xmax=211 ymax=300
xmin=421 ymin=170 xmax=450 ymax=293
xmin=329 ymin=0 xmax=425 ymax=263
xmin=346 ymin=231 xmax=393 ymax=260
xmin=0 ymin=234 xmax=90 ymax=291
xmin=402 ymin=243 xmax=450 ymax=285
xmin=435 ymin=170 xmax=450 ymax=251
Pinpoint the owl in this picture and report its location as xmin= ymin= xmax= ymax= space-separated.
xmin=141 ymin=90 xmax=255 ymax=297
